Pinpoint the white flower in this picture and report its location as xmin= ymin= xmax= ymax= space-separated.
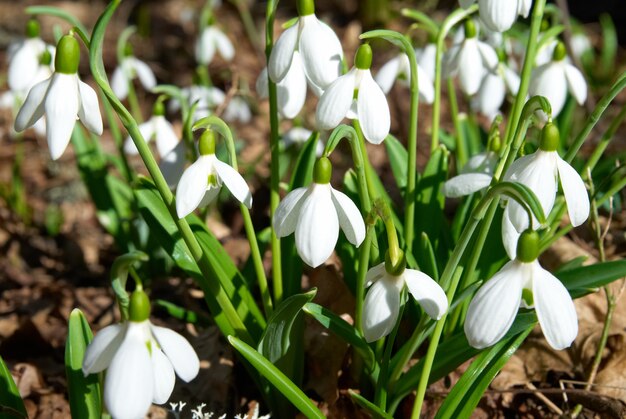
xmin=268 ymin=9 xmax=343 ymax=90
xmin=464 ymin=258 xmax=577 ymax=350
xmin=160 ymin=142 xmax=187 ymax=189
xmin=273 ymin=158 xmax=365 ymax=267
xmin=460 ymin=0 xmax=533 ymax=33
xmin=362 ymin=262 xmax=448 ymax=342
xmin=443 ymin=151 xmax=498 ymax=197
xmin=223 ymin=96 xmax=252 ymax=123
xmin=169 ymin=85 xmax=226 ymax=121
xmin=473 ymin=61 xmax=520 ymax=120
xmin=124 ymin=115 xmax=179 ymax=158
xmin=529 ymin=43 xmax=587 ymax=117
xmin=416 ymin=43 xmax=436 ymax=84
xmin=82 ymin=319 xmax=200 ymax=419
xmin=14 ymin=35 xmax=103 ymax=160
xmin=8 ymin=20 xmax=54 ymax=93
xmin=316 ymin=45 xmax=390 ymax=144
xmin=374 ymin=50 xmax=435 ymax=104
xmin=282 ymin=127 xmax=324 ymax=156
xmin=112 ymin=56 xmax=157 ymax=100
xmin=195 ymin=25 xmax=234 ymax=65
xmin=256 ymin=52 xmax=308 ymax=119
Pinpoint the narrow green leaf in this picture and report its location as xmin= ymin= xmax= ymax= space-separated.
xmin=558 ymin=259 xmax=626 ymax=296
xmin=228 ymin=336 xmax=325 ymax=419
xmin=289 ymin=131 xmax=319 ymax=190
xmin=384 ymin=134 xmax=408 ymax=191
xmin=349 ymin=390 xmax=393 ymax=419
xmin=0 ymin=356 xmax=27 ymax=418
xmin=154 ymin=299 xmax=212 ymax=326
xmin=65 ymin=309 xmax=102 ymax=419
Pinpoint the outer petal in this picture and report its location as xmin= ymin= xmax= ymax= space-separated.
xmin=111 ymin=66 xmax=129 ymax=99
xmin=443 ymin=173 xmax=493 ymax=197
xmin=477 ymin=41 xmax=500 ymax=70
xmin=533 ymin=262 xmax=578 ymax=350
xmin=82 ymin=323 xmax=125 ymax=375
xmin=556 ymin=157 xmax=589 ymax=227
xmin=78 ymin=80 xmax=104 ymax=135
xmin=213 ymin=28 xmax=235 ymax=61
xmin=196 ymin=28 xmax=217 ymax=64
xmin=131 ymin=58 xmax=157 ymax=91
xmin=529 ymin=63 xmax=567 ymax=116
xmin=365 ymin=262 xmax=386 ymax=287
xmin=457 ymin=40 xmax=484 ymax=95
xmin=361 ymin=277 xmax=402 ymax=342
xmin=417 ymin=44 xmax=437 ymax=82
xmin=14 ymin=76 xmax=50 ymax=131
xmin=268 ymin=23 xmax=299 ymax=83
xmin=104 ymin=323 xmax=153 ymax=419
xmin=417 ymin=62 xmax=435 ymax=104
xmin=476 ymin=71 xmax=505 ymax=117
xmin=501 ymin=210 xmax=521 ymax=259
xmin=125 ymin=119 xmax=156 ymax=155
xmin=154 ymin=116 xmax=179 ymax=157
xmin=563 ymin=63 xmax=587 ymax=105
xmin=256 ymin=67 xmax=269 ymax=99
xmin=45 ymin=74 xmax=79 ymax=160
xmin=276 ymin=51 xmax=307 ymax=119
xmin=316 ymin=69 xmax=356 ymax=130
xmin=375 ymin=55 xmax=403 ymax=94
xmin=330 ymin=188 xmax=365 ymax=246
xmin=295 ymin=184 xmax=339 ymax=267
xmin=502 ymin=65 xmax=521 ymax=95
xmin=151 ymin=325 xmax=200 ymax=382
xmin=214 ymin=159 xmax=253 ymax=208
xmin=299 ymin=15 xmax=343 ymax=89
xmin=464 ymin=261 xmax=524 ymax=349
xmin=160 ymin=141 xmax=187 ymax=189
xmin=274 ymin=187 xmax=309 ymax=237
xmin=8 ymin=40 xmax=42 ymax=91
xmin=151 ymin=348 xmax=175 ymax=404
xmin=175 ymin=156 xmax=213 ymax=218
xmin=403 ymin=270 xmax=448 ymax=320
xmin=198 ymin=186 xmax=222 ymax=208
xmin=357 ymin=70 xmax=391 ymax=144
xmin=479 ymin=0 xmax=518 ymax=32
xmin=518 ymin=0 xmax=533 ymax=17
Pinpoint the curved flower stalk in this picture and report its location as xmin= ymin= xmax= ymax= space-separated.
xmin=502 ymin=123 xmax=589 ymax=257
xmin=14 ymin=35 xmax=103 ymax=160
xmin=195 ymin=24 xmax=235 ymax=65
xmin=111 ymin=53 xmax=156 ymax=100
xmin=256 ymin=52 xmax=308 ymax=119
xmin=8 ymin=19 xmax=54 ymax=93
xmin=460 ymin=0 xmax=533 ymax=33
xmin=176 ymin=130 xmax=252 ymax=218
xmin=473 ymin=58 xmax=520 ymax=120
xmin=316 ymin=44 xmax=390 ymax=144
xmin=83 ymin=290 xmax=200 ymax=419
xmin=443 ymin=19 xmax=499 ymax=96
xmin=375 ymin=49 xmax=435 ymax=104
xmin=465 ymin=229 xmax=578 ymax=350
xmin=273 ymin=157 xmax=365 ymax=267
xmin=529 ymin=42 xmax=587 ymax=117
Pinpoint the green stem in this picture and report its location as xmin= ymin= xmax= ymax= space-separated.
xmin=387 ymin=316 xmax=428 ymax=387
xmin=196 ymin=63 xmax=212 ymax=87
xmin=448 ymin=78 xmax=466 ymax=168
xmin=126 ymin=79 xmax=143 ymax=123
xmin=404 ymin=40 xmax=420 ymax=254
xmin=582 ymin=102 xmax=626 ymax=174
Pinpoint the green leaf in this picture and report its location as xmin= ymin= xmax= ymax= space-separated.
xmin=65 ymin=309 xmax=102 ymax=419
xmin=289 ymin=131 xmax=320 ymax=191
xmin=385 ymin=134 xmax=408 ymax=191
xmin=0 ymin=356 xmax=27 ymax=418
xmin=154 ymin=299 xmax=212 ymax=326
xmin=349 ymin=390 xmax=393 ymax=419
xmin=558 ymin=259 xmax=626 ymax=298
xmin=228 ymin=336 xmax=325 ymax=419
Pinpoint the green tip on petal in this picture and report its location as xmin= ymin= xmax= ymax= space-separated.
xmin=199 ymin=130 xmax=217 ymax=155
xmin=384 ymin=249 xmax=406 ymax=277
xmin=355 ymin=44 xmax=373 ymax=70
xmin=516 ymin=229 xmax=539 ymax=263
xmin=39 ymin=49 xmax=52 ymax=66
xmin=539 ymin=122 xmax=560 ymax=152
xmin=153 ymin=101 xmax=165 ymax=116
xmin=26 ymin=19 xmax=40 ymax=38
xmin=129 ymin=289 xmax=151 ymax=322
xmin=297 ymin=0 xmax=315 ymax=16
xmin=313 ymin=157 xmax=332 ymax=184
xmin=464 ymin=19 xmax=477 ymax=39
xmin=55 ymin=35 xmax=80 ymax=74
xmin=552 ymin=41 xmax=567 ymax=62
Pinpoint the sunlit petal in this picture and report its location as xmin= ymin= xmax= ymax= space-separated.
xmin=403 ymin=270 xmax=448 ymax=320
xmin=556 ymin=156 xmax=589 ymax=227
xmin=295 ymin=184 xmax=338 ymax=267
xmin=330 ymin=187 xmax=365 ymax=246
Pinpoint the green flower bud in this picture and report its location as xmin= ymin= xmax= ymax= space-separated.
xmin=297 ymin=0 xmax=315 ymax=16
xmin=55 ymin=35 xmax=80 ymax=75
xmin=539 ymin=122 xmax=559 ymax=152
xmin=516 ymin=229 xmax=539 ymax=263
xmin=464 ymin=19 xmax=477 ymax=39
xmin=39 ymin=49 xmax=52 ymax=66
xmin=552 ymin=41 xmax=567 ymax=62
xmin=153 ymin=101 xmax=166 ymax=116
xmin=313 ymin=157 xmax=332 ymax=184
xmin=355 ymin=44 xmax=373 ymax=70
xmin=199 ymin=130 xmax=217 ymax=155
xmin=26 ymin=19 xmax=40 ymax=38
xmin=384 ymin=249 xmax=407 ymax=277
xmin=129 ymin=289 xmax=151 ymax=322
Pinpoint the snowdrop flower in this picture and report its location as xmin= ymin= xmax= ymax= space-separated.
xmin=501 ymin=123 xmax=589 ymax=258
xmin=169 ymin=85 xmax=226 ymax=121
xmin=529 ymin=42 xmax=587 ymax=117
xmin=14 ymin=35 xmax=103 ymax=160
xmin=443 ymin=19 xmax=499 ymax=96
xmin=473 ymin=58 xmax=520 ymax=120
xmin=375 ymin=49 xmax=435 ymax=104
xmin=460 ymin=0 xmax=533 ymax=33
xmin=195 ymin=23 xmax=234 ymax=65
xmin=268 ymin=0 xmax=343 ymax=90
xmin=362 ymin=253 xmax=448 ymax=342
xmin=465 ymin=229 xmax=578 ymax=350
xmin=316 ymin=44 xmax=390 ymax=144
xmin=124 ymin=101 xmax=179 ymax=157
xmin=416 ymin=43 xmax=437 ymax=83
xmin=256 ymin=52 xmax=307 ymax=119
xmin=282 ymin=127 xmax=324 ymax=156
xmin=83 ymin=290 xmax=200 ymax=419
xmin=176 ymin=130 xmax=252 ymax=218
xmin=111 ymin=49 xmax=157 ymax=100
xmin=8 ymin=19 xmax=53 ymax=92
xmin=443 ymin=149 xmax=499 ymax=197
xmin=273 ymin=157 xmax=365 ymax=267
xmin=223 ymin=96 xmax=252 ymax=123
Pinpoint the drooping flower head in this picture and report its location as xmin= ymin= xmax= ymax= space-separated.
xmin=316 ymin=44 xmax=391 ymax=144
xmin=195 ymin=16 xmax=235 ymax=65
xmin=256 ymin=54 xmax=307 ymax=119
xmin=111 ymin=44 xmax=157 ymax=100
xmin=460 ymin=0 xmax=533 ymax=33
xmin=374 ymin=48 xmax=435 ymax=104
xmin=8 ymin=19 xmax=54 ymax=93
xmin=273 ymin=157 xmax=366 ymax=267
xmin=83 ymin=290 xmax=200 ymax=419
xmin=473 ymin=50 xmax=520 ymax=120
xmin=14 ymin=35 xmax=103 ymax=160
xmin=465 ymin=229 xmax=578 ymax=350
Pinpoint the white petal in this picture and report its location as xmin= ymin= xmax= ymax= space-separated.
xmin=330 ymin=187 xmax=365 ymax=246
xmin=417 ymin=44 xmax=437 ymax=82
xmin=417 ymin=62 xmax=435 ymax=104
xmin=268 ymin=23 xmax=299 ymax=83
xmin=464 ymin=261 xmax=524 ymax=349
xmin=198 ymin=185 xmax=222 ymax=208
xmin=299 ymin=15 xmax=343 ymax=89
xmin=111 ymin=66 xmax=129 ymax=100
xmin=375 ymin=55 xmax=403 ymax=94
xmin=151 ymin=325 xmax=200 ymax=382
xmin=125 ymin=119 xmax=155 ymax=155
xmin=8 ymin=39 xmax=43 ymax=91
xmin=357 ymin=70 xmax=390 ymax=144
xmin=403 ymin=270 xmax=448 ymax=320
xmin=295 ymin=184 xmax=339 ymax=267
xmin=154 ymin=116 xmax=179 ymax=157
xmin=131 ymin=58 xmax=157 ymax=91
xmin=213 ymin=28 xmax=235 ymax=61
xmin=151 ymin=349 xmax=175 ymax=404
xmin=477 ymin=41 xmax=500 ymax=70
xmin=457 ymin=41 xmax=484 ymax=95
xmin=517 ymin=0 xmax=533 ymax=17
xmin=14 ymin=76 xmax=50 ymax=131
xmin=277 ymin=51 xmax=307 ymax=119
xmin=361 ymin=277 xmax=402 ymax=342
xmin=442 ymin=45 xmax=461 ymax=79
xmin=502 ymin=65 xmax=521 ymax=95
xmin=273 ymin=187 xmax=309 ymax=237
xmin=501 ymin=210 xmax=521 ymax=260
xmin=104 ymin=323 xmax=154 ymax=419
xmin=479 ymin=0 xmax=518 ymax=32
xmin=78 ymin=80 xmax=103 ymax=135
xmin=196 ymin=28 xmax=217 ymax=64
xmin=476 ymin=72 xmax=505 ymax=117
xmin=556 ymin=156 xmax=589 ymax=227
xmin=365 ymin=263 xmax=386 ymax=287
xmin=214 ymin=159 xmax=253 ymax=208
xmin=175 ymin=156 xmax=213 ymax=218
xmin=529 ymin=62 xmax=568 ymax=116
xmin=563 ymin=63 xmax=587 ymax=105
xmin=45 ymin=74 xmax=80 ymax=160
xmin=82 ymin=323 xmax=125 ymax=375
xmin=316 ymin=70 xmax=356 ymax=131
xmin=256 ymin=67 xmax=269 ymax=99
xmin=462 ymin=151 xmax=496 ymax=174
xmin=160 ymin=141 xmax=187 ymax=189
xmin=533 ymin=262 xmax=578 ymax=350
xmin=443 ymin=173 xmax=493 ymax=197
